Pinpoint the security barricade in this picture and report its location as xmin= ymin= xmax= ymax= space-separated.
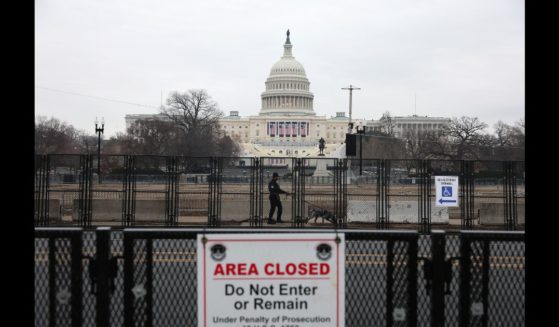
xmin=34 ymin=228 xmax=525 ymax=326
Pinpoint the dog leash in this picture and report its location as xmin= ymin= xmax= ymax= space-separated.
xmin=286 ymin=193 xmax=328 ymax=211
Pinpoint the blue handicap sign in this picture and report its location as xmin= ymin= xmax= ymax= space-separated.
xmin=442 ymin=186 xmax=452 ymax=197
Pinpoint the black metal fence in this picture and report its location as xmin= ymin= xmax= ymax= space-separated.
xmin=35 ymin=228 xmax=525 ymax=327
xmin=35 ymin=155 xmax=525 ymax=232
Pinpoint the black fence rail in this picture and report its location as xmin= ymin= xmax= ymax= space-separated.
xmin=35 ymin=155 xmax=525 ymax=232
xmin=34 ymin=228 xmax=525 ymax=327
xmin=35 ymin=228 xmax=83 ymax=327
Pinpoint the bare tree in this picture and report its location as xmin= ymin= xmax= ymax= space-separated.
xmin=103 ymin=132 xmax=132 ymax=155
xmin=121 ymin=120 xmax=183 ymax=155
xmin=403 ymin=130 xmax=443 ymax=159
xmin=76 ymin=132 xmax=98 ymax=154
xmin=482 ymin=118 xmax=524 ymax=160
xmin=443 ymin=116 xmax=488 ymax=160
xmin=35 ymin=116 xmax=81 ymax=154
xmin=378 ymin=111 xmax=395 ymax=137
xmin=510 ymin=118 xmax=525 ymax=148
xmin=160 ymin=89 xmax=240 ymax=157
xmin=407 ymin=116 xmax=524 ymax=161
xmin=161 ymin=89 xmax=223 ymax=135
xmin=493 ymin=121 xmax=514 ymax=147
xmin=217 ymin=135 xmax=242 ymax=158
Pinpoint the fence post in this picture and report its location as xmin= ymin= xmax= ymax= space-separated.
xmin=376 ymin=159 xmax=390 ymax=229
xmin=460 ymin=161 xmax=475 ymax=229
xmin=291 ymin=158 xmax=305 ymax=228
xmin=503 ymin=161 xmax=518 ymax=230
xmin=79 ymin=154 xmax=93 ymax=228
xmin=407 ymin=233 xmax=418 ymax=327
xmin=208 ymin=157 xmax=222 ymax=227
xmin=91 ymin=227 xmax=111 ymax=327
xmin=481 ymin=240 xmax=490 ymax=327
xmin=35 ymin=154 xmax=50 ymax=226
xmin=96 ymin=227 xmax=111 ymax=327
xmin=459 ymin=233 xmax=471 ymax=327
xmin=431 ymin=231 xmax=446 ymax=327
xmin=418 ymin=160 xmax=432 ymax=233
xmin=386 ymin=239 xmax=394 ymax=326
xmin=48 ymin=237 xmax=56 ymax=327
xmin=70 ymin=230 xmax=83 ymax=327
xmin=249 ymin=158 xmax=259 ymax=227
xmin=165 ymin=156 xmax=179 ymax=226
xmin=333 ymin=159 xmax=348 ymax=228
xmin=123 ymin=231 xmax=134 ymax=327
xmin=146 ymin=238 xmax=154 ymax=327
xmin=122 ymin=156 xmax=137 ymax=227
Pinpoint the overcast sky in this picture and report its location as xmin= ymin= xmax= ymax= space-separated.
xmin=35 ymin=0 xmax=524 ymax=138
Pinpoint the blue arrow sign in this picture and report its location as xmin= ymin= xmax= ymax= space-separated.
xmin=439 ymin=198 xmax=457 ymax=204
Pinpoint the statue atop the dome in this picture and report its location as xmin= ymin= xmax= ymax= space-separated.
xmin=286 ymin=29 xmax=291 ymax=44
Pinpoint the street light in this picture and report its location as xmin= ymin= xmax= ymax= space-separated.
xmin=95 ymin=117 xmax=105 ymax=183
xmin=356 ymin=121 xmax=366 ymax=176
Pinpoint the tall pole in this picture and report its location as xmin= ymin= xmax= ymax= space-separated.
xmin=359 ymin=133 xmax=362 ymax=175
xmin=357 ymin=124 xmax=366 ymax=176
xmin=414 ymin=92 xmax=417 ymax=116
xmin=95 ymin=117 xmax=105 ymax=183
xmin=342 ymin=85 xmax=361 ymax=133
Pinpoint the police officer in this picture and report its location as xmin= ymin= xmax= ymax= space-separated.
xmin=268 ymin=172 xmax=289 ymax=224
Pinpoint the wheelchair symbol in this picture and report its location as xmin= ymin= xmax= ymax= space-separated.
xmin=442 ymin=186 xmax=452 ymax=197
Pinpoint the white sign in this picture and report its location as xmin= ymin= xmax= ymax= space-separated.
xmin=197 ymin=233 xmax=345 ymax=327
xmin=435 ymin=176 xmax=459 ymax=207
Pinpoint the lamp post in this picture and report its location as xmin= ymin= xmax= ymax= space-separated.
xmin=95 ymin=117 xmax=105 ymax=183
xmin=356 ymin=122 xmax=366 ymax=176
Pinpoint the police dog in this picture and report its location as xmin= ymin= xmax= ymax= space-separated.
xmin=307 ymin=208 xmax=336 ymax=224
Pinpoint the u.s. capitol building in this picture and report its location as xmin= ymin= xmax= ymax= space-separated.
xmin=126 ymin=31 xmax=450 ymax=159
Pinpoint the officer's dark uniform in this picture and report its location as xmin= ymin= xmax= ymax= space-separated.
xmin=268 ymin=174 xmax=288 ymax=223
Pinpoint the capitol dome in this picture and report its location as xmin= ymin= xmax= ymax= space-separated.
xmin=259 ymin=30 xmax=315 ymax=116
xmin=269 ymin=57 xmax=307 ymax=76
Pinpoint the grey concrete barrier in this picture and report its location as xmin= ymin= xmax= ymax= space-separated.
xmin=35 ymin=199 xmax=61 ymax=221
xmin=479 ymin=203 xmax=525 ymax=225
xmin=221 ymin=199 xmax=310 ymax=221
xmin=347 ymin=200 xmax=449 ymax=223
xmin=72 ymin=199 xmax=167 ymax=222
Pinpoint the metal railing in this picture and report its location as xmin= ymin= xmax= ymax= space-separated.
xmin=34 ymin=227 xmax=525 ymax=327
xmin=35 ymin=155 xmax=525 ymax=232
